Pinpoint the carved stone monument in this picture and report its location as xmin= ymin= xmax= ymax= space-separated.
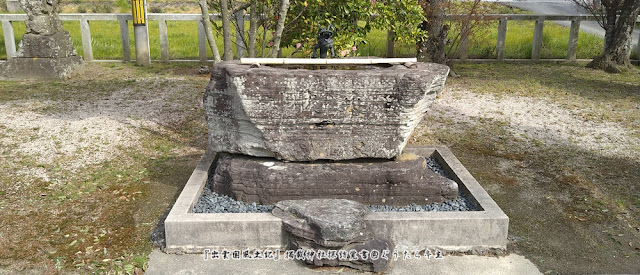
xmin=203 ymin=59 xmax=454 ymax=272
xmin=204 ymin=61 xmax=456 ymax=204
xmin=204 ymin=61 xmax=448 ymax=161
xmin=0 ymin=0 xmax=82 ymax=79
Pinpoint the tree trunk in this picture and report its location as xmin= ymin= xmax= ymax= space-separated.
xmin=270 ymin=0 xmax=290 ymax=58
xmin=416 ymin=0 xmax=449 ymax=65
xmin=219 ymin=0 xmax=233 ymax=61
xmin=587 ymin=0 xmax=640 ymax=73
xmin=198 ymin=0 xmax=221 ymax=63
xmin=261 ymin=18 xmax=268 ymax=57
xmin=248 ymin=0 xmax=258 ymax=58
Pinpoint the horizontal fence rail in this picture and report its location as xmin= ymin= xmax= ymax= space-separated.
xmin=0 ymin=13 xmax=639 ymax=63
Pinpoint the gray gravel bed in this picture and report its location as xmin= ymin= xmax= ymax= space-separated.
xmin=192 ymin=156 xmax=476 ymax=213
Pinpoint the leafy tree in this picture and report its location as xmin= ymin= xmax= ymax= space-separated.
xmin=572 ymin=0 xmax=640 ymax=73
xmin=417 ymin=0 xmax=495 ymax=70
xmin=197 ymin=0 xmax=487 ymax=63
xmin=280 ymin=0 xmax=424 ymax=57
xmin=417 ymin=0 xmax=449 ymax=64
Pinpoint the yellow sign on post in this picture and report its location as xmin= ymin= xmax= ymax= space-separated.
xmin=132 ymin=0 xmax=146 ymax=26
xmin=132 ymin=0 xmax=150 ymax=66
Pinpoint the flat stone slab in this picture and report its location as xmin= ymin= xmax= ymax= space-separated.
xmin=204 ymin=61 xmax=449 ymax=161
xmin=163 ymin=146 xmax=509 ymax=254
xmin=0 ymin=56 xmax=82 ymax=80
xmin=16 ymin=33 xmax=77 ymax=58
xmin=212 ymin=153 xmax=458 ymax=205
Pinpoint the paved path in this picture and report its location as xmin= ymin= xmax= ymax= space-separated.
xmin=146 ymin=249 xmax=542 ymax=275
xmin=503 ymin=0 xmax=639 ymax=49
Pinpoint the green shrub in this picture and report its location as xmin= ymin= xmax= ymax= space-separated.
xmin=91 ymin=3 xmax=113 ymax=13
xmin=149 ymin=6 xmax=164 ymax=13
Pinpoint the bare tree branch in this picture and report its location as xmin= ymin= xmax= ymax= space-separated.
xmin=248 ymin=0 xmax=258 ymax=57
xmin=271 ymin=0 xmax=290 ymax=58
xmin=232 ymin=2 xmax=250 ymax=14
xmin=198 ymin=0 xmax=221 ymax=63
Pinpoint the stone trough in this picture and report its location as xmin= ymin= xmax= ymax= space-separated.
xmin=204 ymin=60 xmax=448 ymax=161
xmin=164 ymin=145 xmax=509 ymax=253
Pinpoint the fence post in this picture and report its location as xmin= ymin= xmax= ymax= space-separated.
xmin=459 ymin=35 xmax=469 ymax=61
xmin=132 ymin=0 xmax=151 ymax=66
xmin=197 ymin=19 xmax=207 ymax=62
xmin=6 ymin=0 xmax=21 ymax=12
xmin=80 ymin=18 xmax=93 ymax=61
xmin=636 ymin=31 xmax=640 ymax=59
xmin=118 ymin=16 xmax=131 ymax=62
xmin=531 ymin=20 xmax=544 ymax=61
xmin=386 ymin=29 xmax=394 ymax=58
xmin=159 ymin=19 xmax=170 ymax=62
xmin=496 ymin=18 xmax=507 ymax=61
xmin=235 ymin=10 xmax=245 ymax=58
xmin=567 ymin=20 xmax=580 ymax=61
xmin=2 ymin=20 xmax=16 ymax=60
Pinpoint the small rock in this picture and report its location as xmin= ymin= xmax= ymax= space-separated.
xmin=273 ymin=199 xmax=370 ymax=247
xmin=198 ymin=65 xmax=211 ymax=74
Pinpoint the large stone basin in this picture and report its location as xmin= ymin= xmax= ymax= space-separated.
xmin=204 ymin=61 xmax=449 ymax=161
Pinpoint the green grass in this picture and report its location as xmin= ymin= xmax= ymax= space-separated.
xmin=283 ymin=20 xmax=605 ymax=59
xmin=0 ymin=18 xmax=605 ymax=60
xmin=466 ymin=20 xmax=603 ymax=59
xmin=0 ymin=20 xmax=226 ymax=60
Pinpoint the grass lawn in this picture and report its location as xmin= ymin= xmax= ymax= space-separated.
xmin=0 ymin=62 xmax=638 ymax=274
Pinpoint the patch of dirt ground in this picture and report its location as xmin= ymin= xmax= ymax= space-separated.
xmin=0 ymin=63 xmax=209 ymax=273
xmin=413 ymin=85 xmax=640 ymax=274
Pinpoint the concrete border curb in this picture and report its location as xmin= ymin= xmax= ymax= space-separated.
xmin=164 ymin=145 xmax=508 ymax=253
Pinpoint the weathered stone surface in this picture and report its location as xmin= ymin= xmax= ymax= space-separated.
xmin=289 ymin=237 xmax=394 ymax=273
xmin=272 ymin=199 xmax=370 ymax=247
xmin=0 ymin=0 xmax=81 ymax=80
xmin=16 ymin=32 xmax=77 ymax=58
xmin=20 ymin=0 xmax=64 ymax=36
xmin=212 ymin=153 xmax=459 ymax=205
xmin=273 ymin=199 xmax=394 ymax=272
xmin=204 ymin=61 xmax=449 ymax=161
xmin=0 ymin=56 xmax=82 ymax=80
